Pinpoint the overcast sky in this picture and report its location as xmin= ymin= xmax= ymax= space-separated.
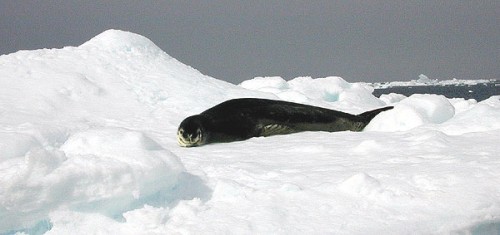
xmin=1 ymin=1 xmax=498 ymax=84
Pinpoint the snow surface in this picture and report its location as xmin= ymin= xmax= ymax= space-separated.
xmin=1 ymin=30 xmax=500 ymax=234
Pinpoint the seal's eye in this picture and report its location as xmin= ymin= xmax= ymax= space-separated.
xmin=179 ymin=129 xmax=184 ymax=135
xmin=196 ymin=129 xmax=202 ymax=138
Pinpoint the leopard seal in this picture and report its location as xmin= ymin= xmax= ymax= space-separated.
xmin=177 ymin=98 xmax=393 ymax=147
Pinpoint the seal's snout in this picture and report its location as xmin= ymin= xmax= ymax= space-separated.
xmin=177 ymin=126 xmax=204 ymax=147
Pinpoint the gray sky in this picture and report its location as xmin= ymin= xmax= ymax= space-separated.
xmin=1 ymin=1 xmax=498 ymax=84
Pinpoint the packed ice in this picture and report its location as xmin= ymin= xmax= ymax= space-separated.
xmin=372 ymin=74 xmax=494 ymax=89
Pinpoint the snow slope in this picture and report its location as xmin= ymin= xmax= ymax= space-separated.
xmin=1 ymin=30 xmax=499 ymax=234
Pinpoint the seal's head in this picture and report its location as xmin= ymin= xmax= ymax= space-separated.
xmin=177 ymin=115 xmax=208 ymax=147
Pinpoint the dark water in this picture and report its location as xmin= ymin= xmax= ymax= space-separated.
xmin=373 ymin=80 xmax=500 ymax=101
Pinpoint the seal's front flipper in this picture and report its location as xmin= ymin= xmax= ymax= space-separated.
xmin=259 ymin=123 xmax=295 ymax=137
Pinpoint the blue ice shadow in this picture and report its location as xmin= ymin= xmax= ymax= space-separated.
xmin=7 ymin=172 xmax=211 ymax=235
xmin=468 ymin=221 xmax=500 ymax=235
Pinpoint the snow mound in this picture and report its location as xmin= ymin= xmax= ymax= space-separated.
xmin=366 ymin=94 xmax=455 ymax=131
xmin=438 ymin=96 xmax=500 ymax=135
xmin=240 ymin=76 xmax=384 ymax=111
xmin=379 ymin=93 xmax=407 ymax=105
xmin=338 ymin=173 xmax=384 ymax=196
xmin=448 ymin=98 xmax=478 ymax=114
xmin=239 ymin=76 xmax=289 ymax=93
xmin=80 ymin=29 xmax=166 ymax=56
xmin=0 ymin=128 xmax=184 ymax=233
xmin=337 ymin=172 xmax=409 ymax=202
xmin=0 ymin=29 xmax=273 ymax=129
xmin=399 ymin=94 xmax=455 ymax=124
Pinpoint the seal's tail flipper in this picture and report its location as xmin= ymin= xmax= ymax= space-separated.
xmin=358 ymin=106 xmax=393 ymax=124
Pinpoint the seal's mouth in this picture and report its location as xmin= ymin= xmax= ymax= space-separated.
xmin=177 ymin=128 xmax=203 ymax=147
xmin=177 ymin=135 xmax=198 ymax=147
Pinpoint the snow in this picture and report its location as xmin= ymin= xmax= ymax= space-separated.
xmin=1 ymin=29 xmax=499 ymax=234
xmin=240 ymin=76 xmax=383 ymax=112
xmin=364 ymin=94 xmax=456 ymax=132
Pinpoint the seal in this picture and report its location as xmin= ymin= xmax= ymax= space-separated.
xmin=177 ymin=98 xmax=393 ymax=147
